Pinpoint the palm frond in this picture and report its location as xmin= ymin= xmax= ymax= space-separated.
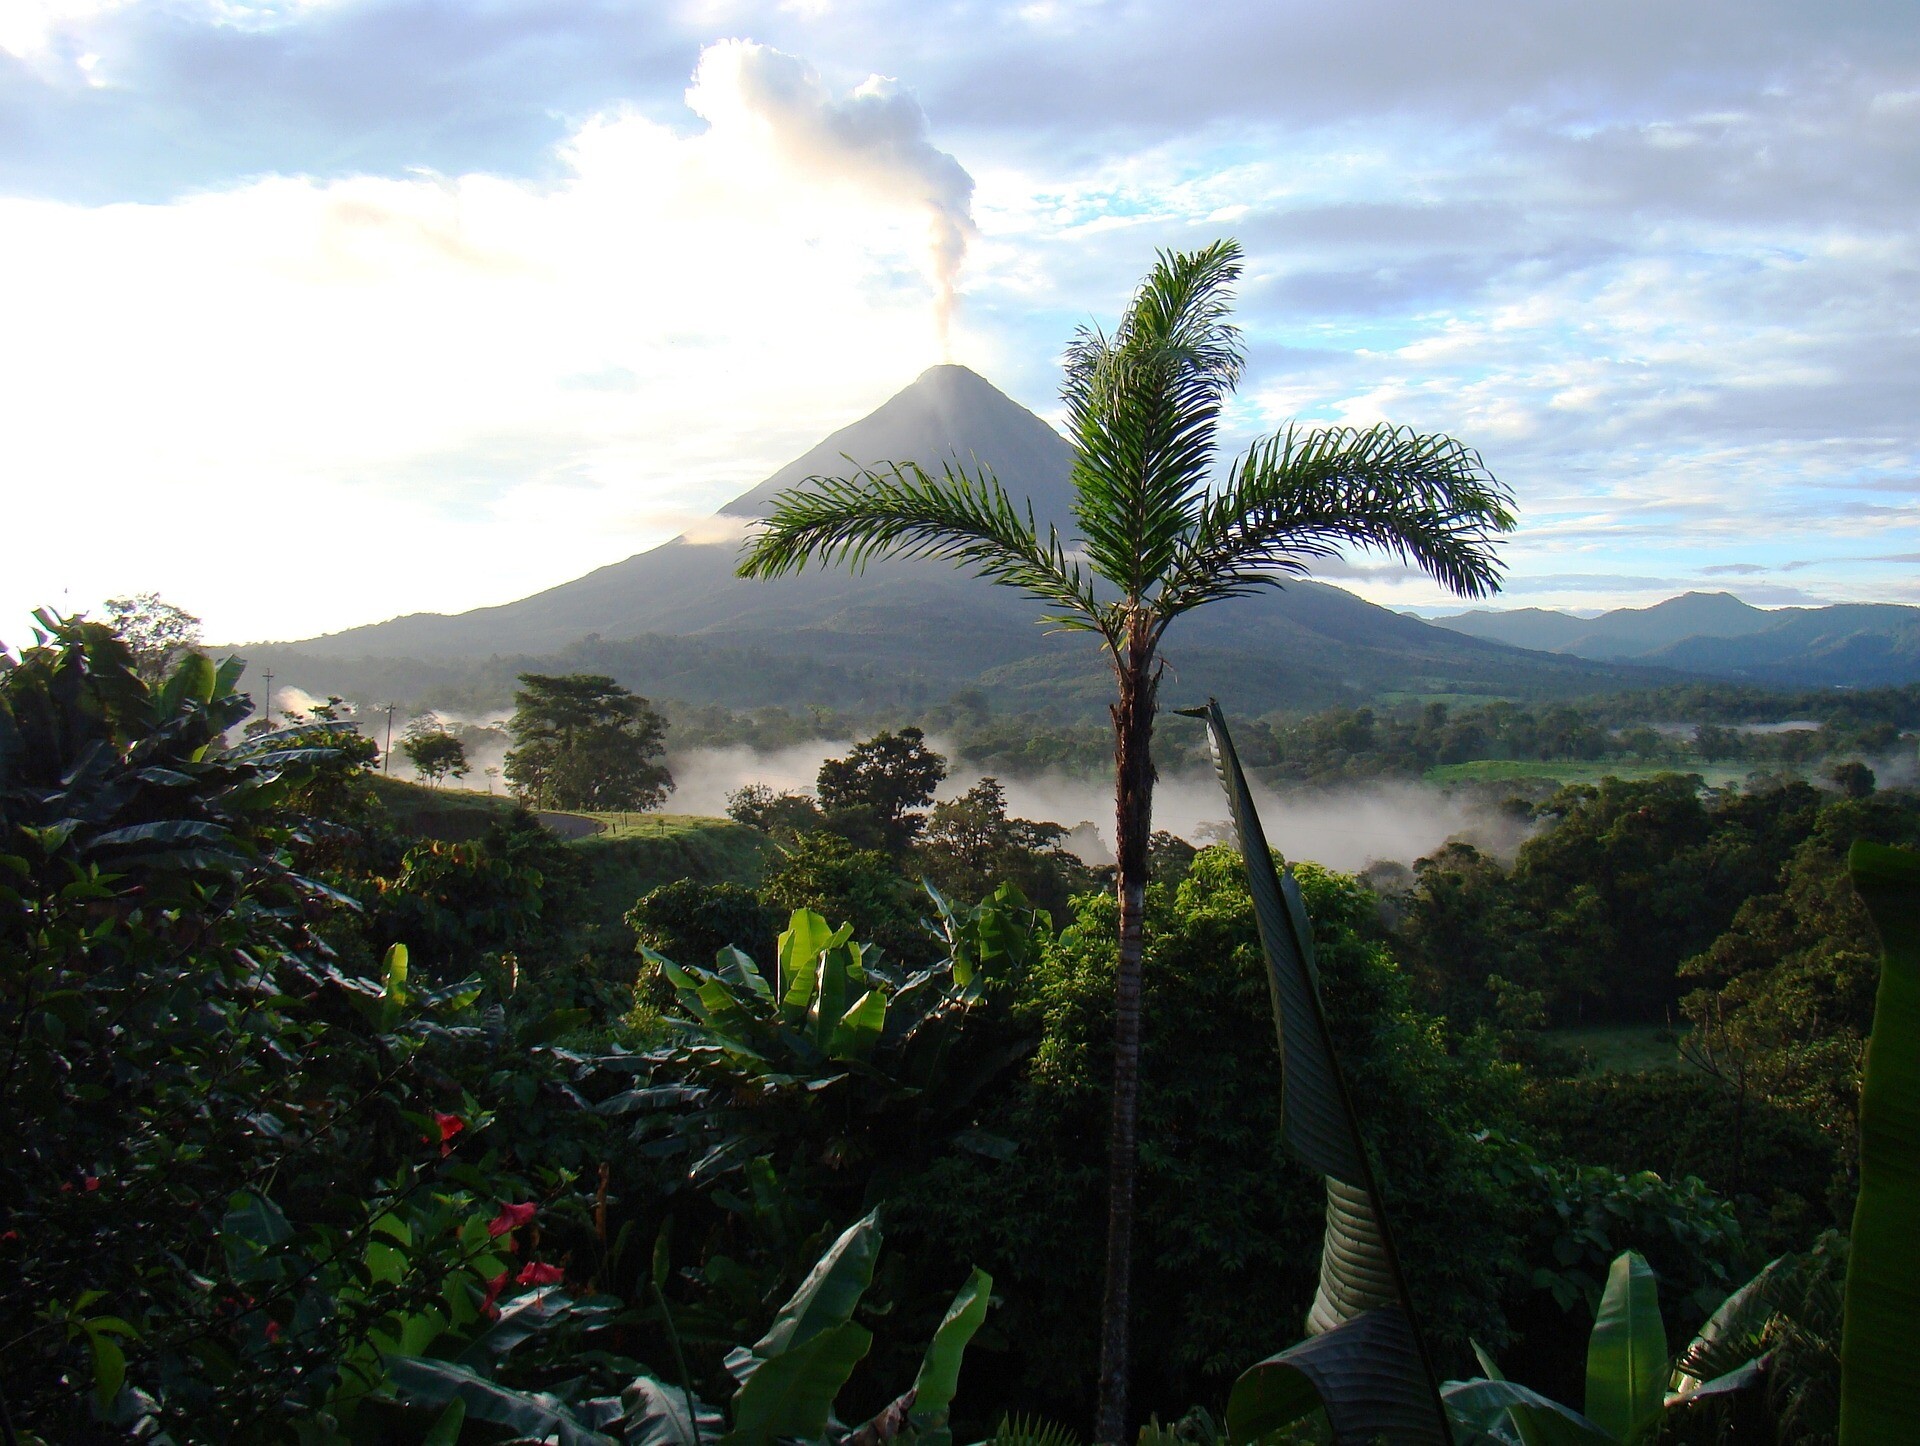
xmin=1155 ymin=422 xmax=1514 ymax=624
xmin=1062 ymin=239 xmax=1245 ymax=601
xmin=735 ymin=457 xmax=1109 ymax=640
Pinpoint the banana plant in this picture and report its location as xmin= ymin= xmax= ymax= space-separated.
xmin=603 ymin=897 xmax=1044 ymax=1193
xmin=384 ymin=1211 xmax=992 ymax=1446
xmin=1840 ymin=841 xmax=1920 ymax=1443
xmin=1187 ymin=701 xmax=1450 ymax=1446
xmin=1446 ymin=1248 xmax=1778 ymax=1445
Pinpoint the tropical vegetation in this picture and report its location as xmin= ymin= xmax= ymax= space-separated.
xmin=738 ymin=238 xmax=1516 ymax=1439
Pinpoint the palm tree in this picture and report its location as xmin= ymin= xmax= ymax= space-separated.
xmin=736 ymin=239 xmax=1514 ymax=1441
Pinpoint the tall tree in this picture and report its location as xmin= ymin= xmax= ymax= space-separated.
xmin=103 ymin=592 xmax=202 ymax=684
xmin=815 ymin=725 xmax=947 ymax=855
xmin=737 ymin=239 xmax=1513 ymax=1439
xmin=401 ymin=724 xmax=469 ymax=789
xmin=504 ymin=673 xmax=673 ymax=811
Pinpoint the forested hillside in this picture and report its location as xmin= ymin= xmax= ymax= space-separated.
xmin=7 ymin=615 xmax=1908 ymax=1441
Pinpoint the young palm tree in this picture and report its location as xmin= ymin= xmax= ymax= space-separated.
xmin=736 ymin=239 xmax=1515 ymax=1441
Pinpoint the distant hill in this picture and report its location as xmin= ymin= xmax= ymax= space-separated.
xmin=1432 ymin=592 xmax=1920 ymax=687
xmin=239 ymin=366 xmax=1669 ymax=718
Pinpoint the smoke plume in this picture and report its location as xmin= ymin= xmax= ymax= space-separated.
xmin=687 ymin=40 xmax=975 ymax=356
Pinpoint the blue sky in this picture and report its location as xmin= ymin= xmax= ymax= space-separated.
xmin=4 ymin=0 xmax=1917 ymax=641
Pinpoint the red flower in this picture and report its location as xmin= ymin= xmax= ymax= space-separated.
xmin=516 ymin=1261 xmax=564 ymax=1288
xmin=265 ymin=1320 xmax=281 ymax=1344
xmin=480 ymin=1269 xmax=510 ymax=1319
xmin=425 ymin=1112 xmax=465 ymax=1157
xmin=487 ymin=1201 xmax=536 ymax=1237
xmin=84 ymin=1175 xmax=99 ymax=1192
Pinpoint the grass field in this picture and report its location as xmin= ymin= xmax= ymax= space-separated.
xmin=366 ymin=779 xmax=773 ymax=930
xmin=572 ymin=814 xmax=775 ymax=928
xmin=1424 ymin=759 xmax=1755 ymax=787
xmin=366 ymin=776 xmax=520 ymax=839
xmin=1542 ymin=1023 xmax=1697 ymax=1075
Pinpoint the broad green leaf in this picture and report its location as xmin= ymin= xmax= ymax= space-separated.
xmin=723 ymin=1321 xmax=873 ymax=1446
xmin=734 ymin=1210 xmax=880 ymax=1375
xmin=1185 ymin=702 xmax=1366 ymax=1187
xmin=1194 ymin=700 xmax=1448 ymax=1445
xmin=622 ymin=1374 xmax=719 ymax=1446
xmin=90 ymin=819 xmax=231 ymax=851
xmin=1584 ymin=1251 xmax=1666 ymax=1443
xmin=88 ymin=1330 xmax=126 ymax=1410
xmin=1441 ymin=1378 xmax=1615 ymax=1446
xmin=911 ymin=1267 xmax=993 ymax=1428
xmin=155 ymin=650 xmax=215 ymax=720
xmin=1669 ymin=1253 xmax=1786 ymax=1395
xmin=1841 ymin=841 xmax=1920 ymax=1444
xmin=1228 ymin=1308 xmax=1447 ymax=1446
xmin=1305 ymin=1177 xmax=1398 ymax=1334
xmin=455 ymin=1287 xmax=611 ymax=1365
xmin=810 ymin=944 xmax=852 ymax=1051
xmin=422 ymin=1398 xmax=467 ymax=1446
xmin=222 ymin=1190 xmax=294 ymax=1280
xmin=715 ymin=945 xmax=772 ymax=1000
xmin=826 ymin=988 xmax=887 ymax=1060
xmin=777 ymin=910 xmax=837 ymax=1010
xmin=1667 ymin=1359 xmax=1764 ymax=1407
xmin=386 ymin=1356 xmax=616 ymax=1446
xmin=384 ymin=942 xmax=410 ymax=1004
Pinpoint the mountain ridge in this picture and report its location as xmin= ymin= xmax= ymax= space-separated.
xmin=1432 ymin=591 xmax=1920 ymax=687
xmin=236 ymin=366 xmax=1682 ymax=716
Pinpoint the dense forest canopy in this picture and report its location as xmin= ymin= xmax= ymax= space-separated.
xmin=4 ymin=603 xmax=1914 ymax=1443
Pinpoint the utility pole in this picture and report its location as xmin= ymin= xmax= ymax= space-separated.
xmin=260 ymin=670 xmax=274 ymax=727
xmin=383 ymin=702 xmax=398 ymax=774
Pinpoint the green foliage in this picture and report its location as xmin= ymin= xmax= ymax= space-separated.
xmin=103 ymin=590 xmax=203 ymax=684
xmin=0 ymin=614 xmax=591 ymax=1435
xmin=816 ymin=726 xmax=947 ymax=855
xmin=628 ymin=878 xmax=781 ymax=1000
xmin=760 ymin=831 xmax=935 ymax=965
xmin=1400 ymin=776 xmax=1827 ymax=1025
xmin=1445 ymin=1241 xmax=1836 ymax=1446
xmin=506 ymin=672 xmax=674 ymax=812
xmin=379 ymin=1211 xmax=993 ymax=1446
xmin=885 ymin=848 xmax=1531 ymax=1421
xmin=402 ymin=724 xmax=469 ymax=788
xmin=1668 ymin=1232 xmax=1844 ymax=1441
xmin=921 ymin=776 xmax=1099 ymax=918
xmin=1524 ymin=1070 xmax=1842 ymax=1257
xmin=1838 ymin=841 xmax=1920 ymax=1443
xmin=607 ymin=895 xmax=1047 ymax=1220
xmin=1193 ymin=699 xmax=1447 ymax=1444
xmin=728 ymin=781 xmax=827 ymax=840
xmin=1679 ymin=793 xmax=1920 ymax=1153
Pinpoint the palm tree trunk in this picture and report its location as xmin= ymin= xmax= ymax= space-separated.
xmin=1095 ymin=618 xmax=1159 ymax=1445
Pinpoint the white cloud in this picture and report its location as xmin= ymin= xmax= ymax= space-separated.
xmin=0 ymin=40 xmax=971 ymax=643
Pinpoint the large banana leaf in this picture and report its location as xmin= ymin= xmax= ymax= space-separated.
xmin=900 ymin=1267 xmax=994 ymax=1446
xmin=724 ymin=1211 xmax=881 ymax=1446
xmin=1841 ymin=841 xmax=1920 ymax=1443
xmin=1456 ymin=1344 xmax=1616 ymax=1446
xmin=1189 ymin=701 xmax=1448 ymax=1446
xmin=1584 ymin=1251 xmax=1666 ymax=1443
xmin=1228 ymin=1307 xmax=1444 ymax=1445
xmin=1441 ymin=1377 xmax=1614 ymax=1446
xmin=385 ymin=1356 xmax=618 ymax=1446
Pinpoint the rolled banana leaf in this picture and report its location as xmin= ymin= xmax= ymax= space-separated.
xmin=1840 ymin=842 xmax=1920 ymax=1444
xmin=1189 ymin=701 xmax=1448 ymax=1446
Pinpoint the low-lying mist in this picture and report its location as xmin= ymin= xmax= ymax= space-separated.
xmin=667 ymin=735 xmax=1535 ymax=872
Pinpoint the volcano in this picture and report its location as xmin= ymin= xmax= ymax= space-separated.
xmin=244 ymin=366 xmax=1657 ymax=715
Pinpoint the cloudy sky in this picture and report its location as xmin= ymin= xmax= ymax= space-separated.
xmin=4 ymin=0 xmax=1916 ymax=643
